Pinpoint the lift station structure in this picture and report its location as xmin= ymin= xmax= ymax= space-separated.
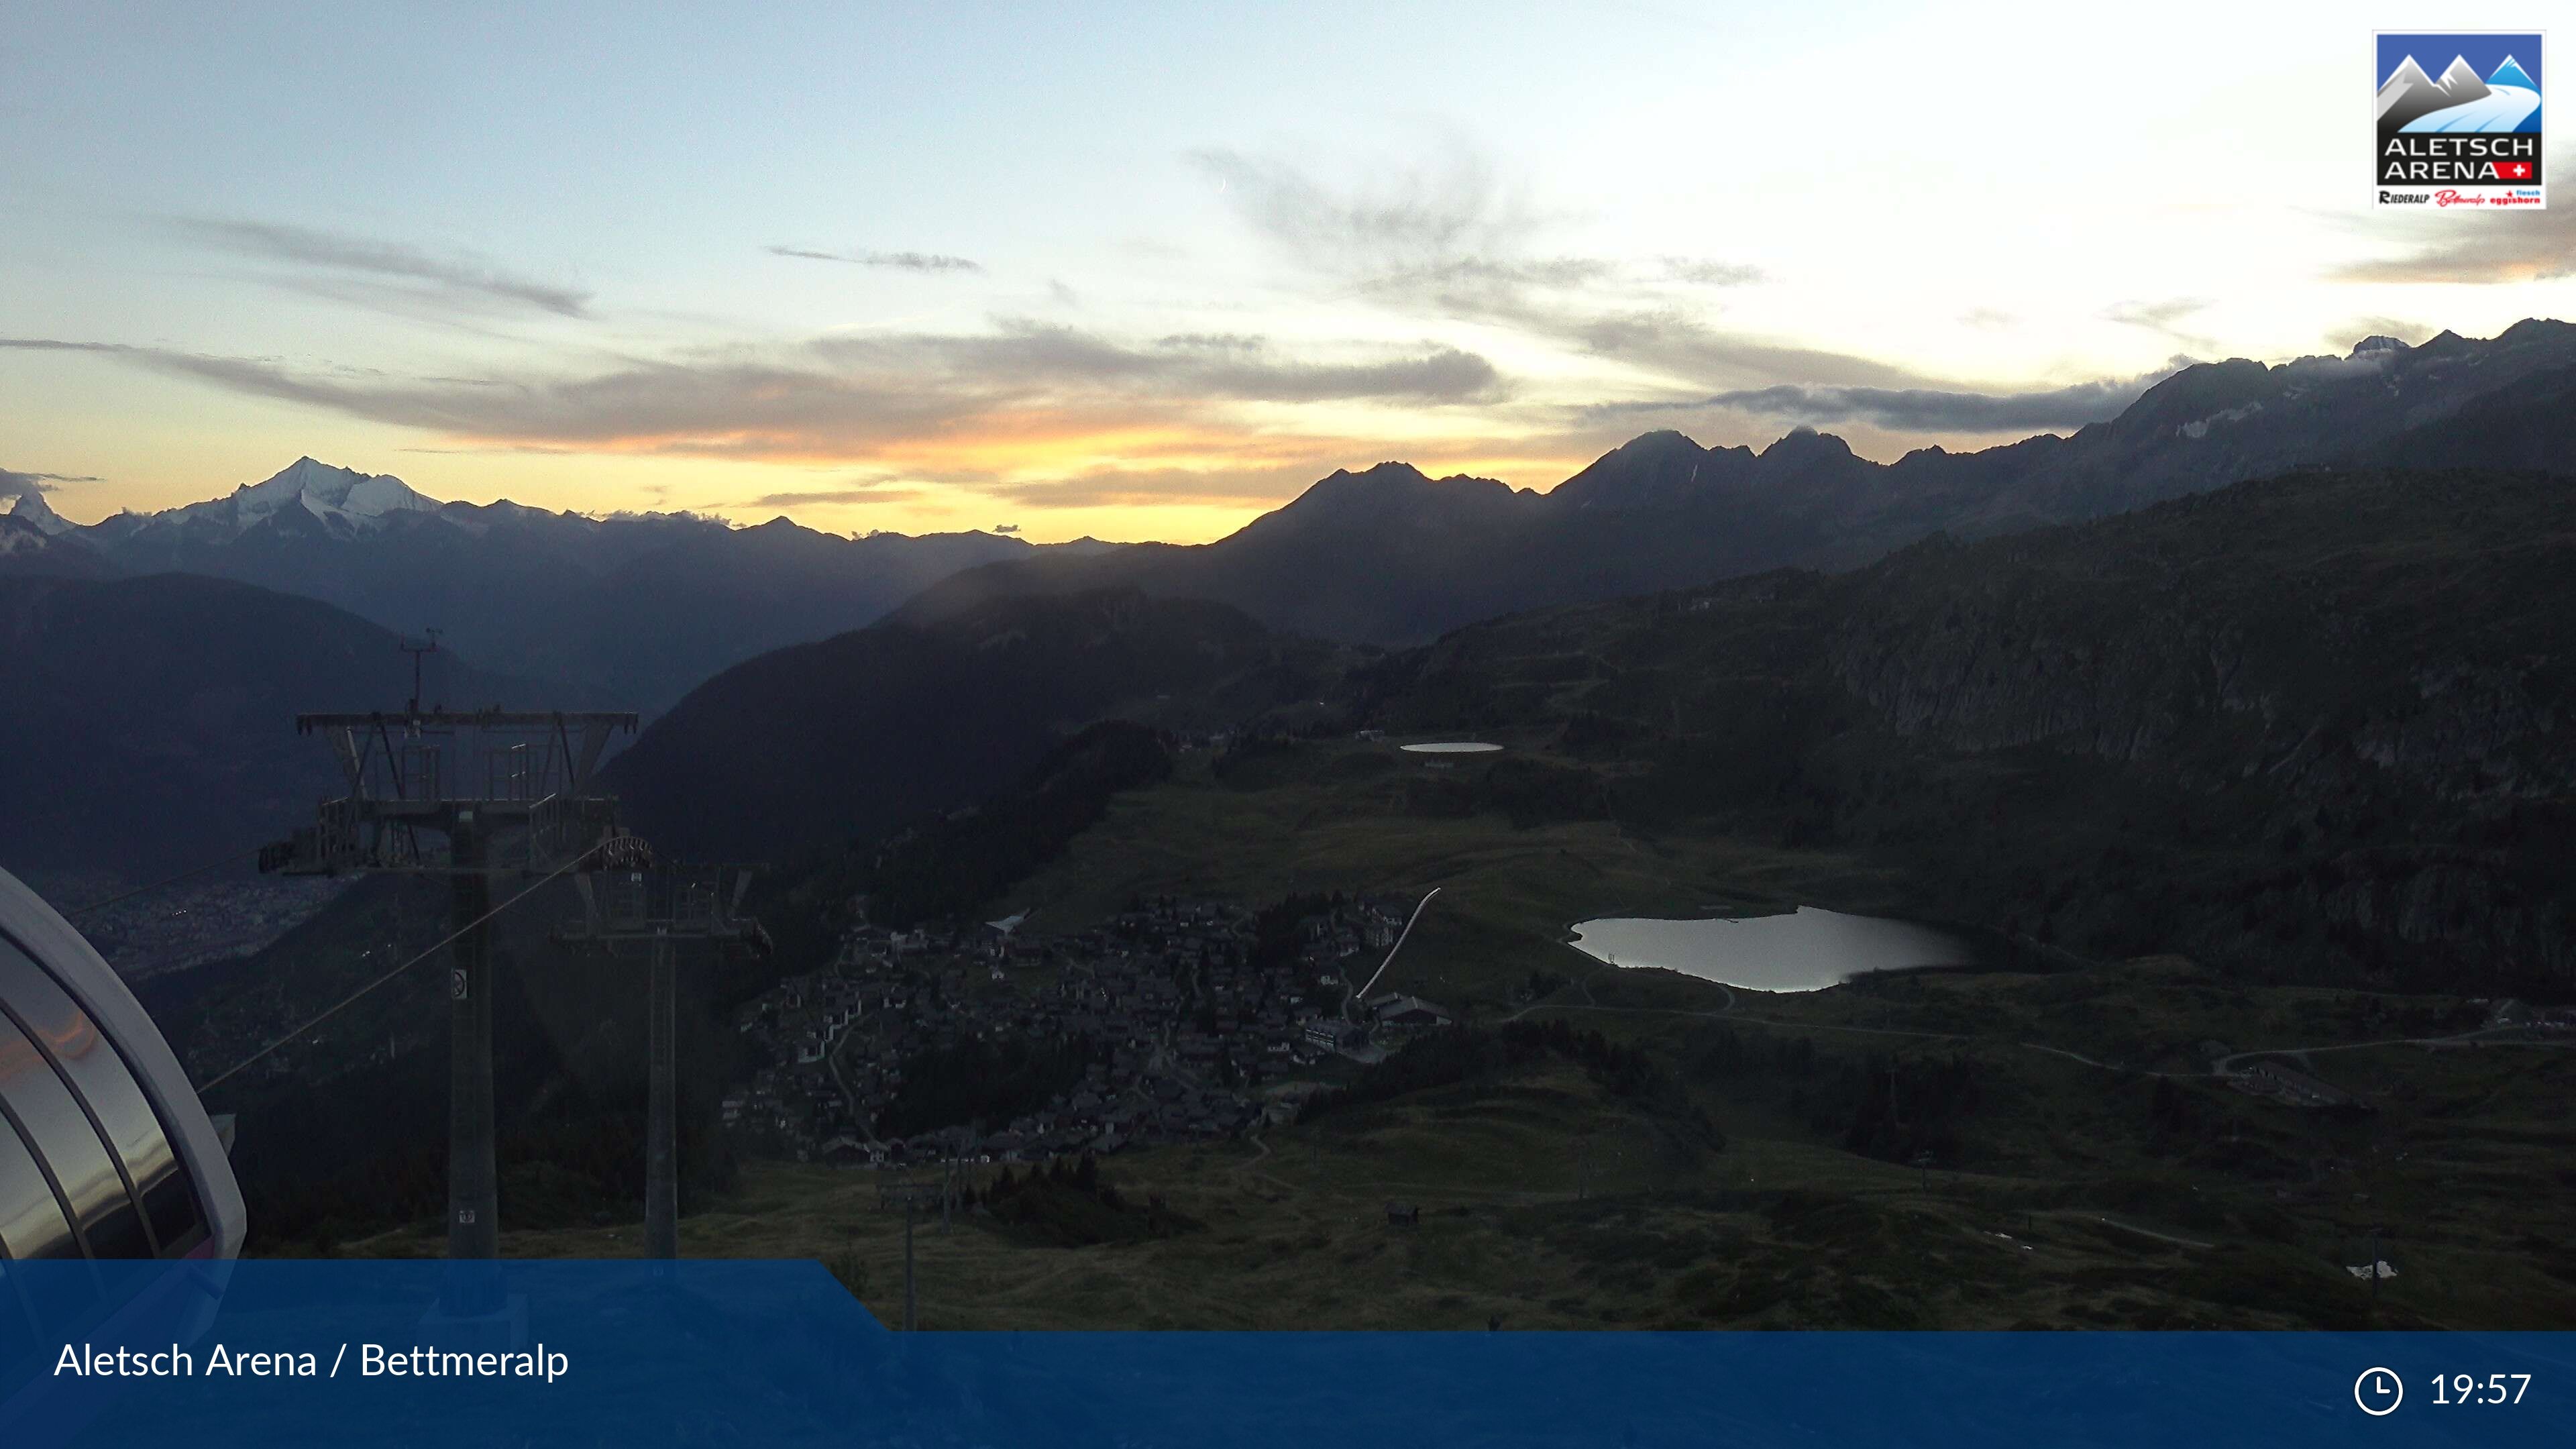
xmin=261 ymin=705 xmax=692 ymax=1305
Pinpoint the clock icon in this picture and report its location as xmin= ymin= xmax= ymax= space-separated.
xmin=2355 ymin=1366 xmax=2404 ymax=1416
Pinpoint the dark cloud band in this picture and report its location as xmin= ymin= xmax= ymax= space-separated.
xmin=2328 ymin=206 xmax=2576 ymax=284
xmin=1703 ymin=375 xmax=2167 ymax=432
xmin=0 ymin=321 xmax=1507 ymax=460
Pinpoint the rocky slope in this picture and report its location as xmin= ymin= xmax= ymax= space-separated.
xmin=0 ymin=507 xmax=117 ymax=578
xmin=1371 ymin=466 xmax=2576 ymax=993
xmin=606 ymin=587 xmax=1356 ymax=859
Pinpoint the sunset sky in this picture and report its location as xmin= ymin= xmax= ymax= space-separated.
xmin=4 ymin=1 xmax=2568 ymax=543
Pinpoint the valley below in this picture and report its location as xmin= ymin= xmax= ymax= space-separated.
xmin=21 ymin=394 xmax=2576 ymax=1333
xmin=287 ymin=732 xmax=2576 ymax=1331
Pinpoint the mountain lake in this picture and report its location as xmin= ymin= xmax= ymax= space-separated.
xmin=1566 ymin=907 xmax=1978 ymax=993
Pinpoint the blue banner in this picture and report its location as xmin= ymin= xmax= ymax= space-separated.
xmin=3 ymin=1259 xmax=2567 ymax=1447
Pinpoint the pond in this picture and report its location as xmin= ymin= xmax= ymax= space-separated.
xmin=1399 ymin=742 xmax=1503 ymax=754
xmin=1566 ymin=907 xmax=1977 ymax=993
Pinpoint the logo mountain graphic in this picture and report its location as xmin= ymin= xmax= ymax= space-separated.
xmin=2374 ymin=54 xmax=2436 ymax=121
xmin=2374 ymin=33 xmax=2545 ymax=204
xmin=2378 ymin=53 xmax=2490 ymax=133
xmin=2490 ymin=55 xmax=2538 ymax=91
xmin=2378 ymin=48 xmax=2542 ymax=138
xmin=2436 ymin=54 xmax=2491 ymax=102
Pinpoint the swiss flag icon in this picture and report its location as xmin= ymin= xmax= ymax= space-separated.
xmin=2498 ymin=160 xmax=2534 ymax=180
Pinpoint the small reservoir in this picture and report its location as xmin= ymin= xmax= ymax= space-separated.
xmin=1567 ymin=907 xmax=1976 ymax=993
xmin=1399 ymin=742 xmax=1503 ymax=754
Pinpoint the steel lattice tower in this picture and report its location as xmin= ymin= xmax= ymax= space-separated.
xmin=265 ymin=706 xmax=639 ymax=1312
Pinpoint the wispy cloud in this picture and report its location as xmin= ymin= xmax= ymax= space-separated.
xmin=1190 ymin=142 xmax=1550 ymax=275
xmin=1 ymin=466 xmax=101 ymax=500
xmin=1195 ymin=143 xmax=1641 ymax=322
xmin=1613 ymin=367 xmax=2181 ymax=433
xmin=808 ymin=321 xmax=1505 ymax=407
xmin=1526 ymin=305 xmax=1935 ymax=391
xmin=743 ymin=453 xmax=1430 ymax=517
xmin=171 ymin=218 xmax=594 ymax=318
xmin=735 ymin=483 xmax=933 ymax=509
xmin=967 ymin=460 xmax=1368 ymax=511
xmin=2326 ymin=204 xmax=2576 ymax=284
xmin=2102 ymin=297 xmax=2216 ymax=352
xmin=0 ymin=337 xmax=123 ymax=354
xmin=1660 ymin=258 xmax=1765 ymax=286
xmin=1354 ymin=255 xmax=1622 ymax=312
xmin=767 ymin=246 xmax=984 ymax=272
xmin=1193 ymin=145 xmax=1960 ymax=398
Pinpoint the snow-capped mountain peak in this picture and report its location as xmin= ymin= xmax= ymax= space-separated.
xmin=236 ymin=456 xmax=437 ymax=519
xmin=2436 ymin=54 xmax=2489 ymax=98
xmin=2490 ymin=55 xmax=2538 ymax=91
xmin=154 ymin=457 xmax=447 ymax=541
xmin=4 ymin=490 xmax=75 ymax=537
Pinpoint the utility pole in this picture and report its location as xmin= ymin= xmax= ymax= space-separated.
xmin=264 ymin=699 xmax=643 ymax=1319
xmin=645 ymin=928 xmax=676 ymax=1259
xmin=557 ymin=862 xmax=769 ymax=1260
xmin=400 ymin=629 xmax=443 ymax=713
xmin=879 ymin=1177 xmax=943 ymax=1331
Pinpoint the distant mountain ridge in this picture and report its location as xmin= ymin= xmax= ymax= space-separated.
xmin=13 ymin=319 xmax=2572 ymax=708
xmin=0 ymin=509 xmax=116 ymax=578
xmin=902 ymin=321 xmax=2576 ymax=644
xmin=9 ymin=460 xmax=1048 ymax=710
xmin=93 ymin=455 xmax=447 ymax=542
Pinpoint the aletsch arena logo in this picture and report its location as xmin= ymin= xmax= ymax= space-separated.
xmin=2375 ymin=31 xmax=2546 ymax=209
